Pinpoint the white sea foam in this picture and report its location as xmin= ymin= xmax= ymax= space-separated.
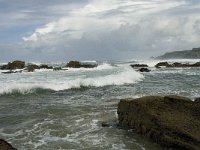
xmin=0 ymin=68 xmax=144 ymax=95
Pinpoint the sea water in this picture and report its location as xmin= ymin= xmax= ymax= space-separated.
xmin=0 ymin=60 xmax=200 ymax=150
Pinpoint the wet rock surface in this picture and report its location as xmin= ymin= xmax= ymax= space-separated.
xmin=0 ymin=139 xmax=16 ymax=150
xmin=117 ymin=95 xmax=200 ymax=150
xmin=155 ymin=62 xmax=200 ymax=68
xmin=66 ymin=61 xmax=97 ymax=68
xmin=130 ymin=64 xmax=148 ymax=68
xmin=1 ymin=60 xmax=25 ymax=70
xmin=137 ymin=68 xmax=151 ymax=72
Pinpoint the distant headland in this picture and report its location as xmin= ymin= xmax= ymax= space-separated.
xmin=156 ymin=47 xmax=200 ymax=59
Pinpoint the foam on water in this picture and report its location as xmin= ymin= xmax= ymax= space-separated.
xmin=0 ymin=67 xmax=144 ymax=95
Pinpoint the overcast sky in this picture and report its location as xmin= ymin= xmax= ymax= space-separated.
xmin=0 ymin=0 xmax=200 ymax=62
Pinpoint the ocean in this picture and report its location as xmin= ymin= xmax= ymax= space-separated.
xmin=0 ymin=59 xmax=200 ymax=150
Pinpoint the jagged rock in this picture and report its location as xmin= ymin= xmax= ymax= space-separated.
xmin=138 ymin=68 xmax=151 ymax=72
xmin=40 ymin=65 xmax=53 ymax=69
xmin=117 ymin=95 xmax=200 ymax=150
xmin=66 ymin=61 xmax=97 ymax=68
xmin=130 ymin=64 xmax=148 ymax=68
xmin=0 ymin=139 xmax=16 ymax=150
xmin=1 ymin=60 xmax=25 ymax=70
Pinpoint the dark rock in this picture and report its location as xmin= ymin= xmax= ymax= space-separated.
xmin=0 ymin=139 xmax=16 ymax=150
xmin=53 ymin=67 xmax=62 ymax=71
xmin=101 ymin=122 xmax=111 ymax=127
xmin=26 ymin=64 xmax=40 ymax=72
xmin=155 ymin=61 xmax=200 ymax=68
xmin=192 ymin=62 xmax=200 ymax=67
xmin=66 ymin=61 xmax=97 ymax=68
xmin=130 ymin=64 xmax=148 ymax=68
xmin=195 ymin=98 xmax=200 ymax=103
xmin=138 ymin=68 xmax=151 ymax=72
xmin=40 ymin=65 xmax=53 ymax=69
xmin=117 ymin=95 xmax=200 ymax=150
xmin=155 ymin=62 xmax=171 ymax=68
xmin=1 ymin=60 xmax=25 ymax=70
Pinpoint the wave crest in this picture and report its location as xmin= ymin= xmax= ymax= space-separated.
xmin=0 ymin=68 xmax=144 ymax=95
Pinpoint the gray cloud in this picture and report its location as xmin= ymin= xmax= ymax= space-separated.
xmin=1 ymin=0 xmax=200 ymax=62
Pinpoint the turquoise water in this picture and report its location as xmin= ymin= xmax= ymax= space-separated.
xmin=0 ymin=60 xmax=200 ymax=149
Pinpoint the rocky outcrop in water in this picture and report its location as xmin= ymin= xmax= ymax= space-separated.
xmin=117 ymin=95 xmax=200 ymax=150
xmin=66 ymin=61 xmax=97 ymax=68
xmin=1 ymin=60 xmax=25 ymax=70
xmin=26 ymin=64 xmax=40 ymax=72
xmin=130 ymin=64 xmax=150 ymax=72
xmin=39 ymin=64 xmax=53 ymax=69
xmin=155 ymin=62 xmax=200 ymax=68
xmin=130 ymin=64 xmax=148 ymax=68
xmin=0 ymin=139 xmax=16 ymax=150
xmin=137 ymin=68 xmax=151 ymax=72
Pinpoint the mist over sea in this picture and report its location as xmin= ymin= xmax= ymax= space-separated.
xmin=0 ymin=59 xmax=200 ymax=149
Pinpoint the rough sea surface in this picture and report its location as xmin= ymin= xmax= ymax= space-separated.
xmin=0 ymin=59 xmax=200 ymax=150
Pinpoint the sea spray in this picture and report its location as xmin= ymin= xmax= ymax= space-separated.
xmin=0 ymin=66 xmax=143 ymax=95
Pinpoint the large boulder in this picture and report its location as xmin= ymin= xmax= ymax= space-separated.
xmin=1 ymin=60 xmax=25 ymax=70
xmin=66 ymin=61 xmax=97 ymax=68
xmin=0 ymin=139 xmax=16 ymax=150
xmin=117 ymin=95 xmax=200 ymax=150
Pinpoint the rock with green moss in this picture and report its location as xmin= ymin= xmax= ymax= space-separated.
xmin=117 ymin=95 xmax=200 ymax=150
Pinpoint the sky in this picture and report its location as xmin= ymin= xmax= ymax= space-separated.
xmin=1 ymin=0 xmax=200 ymax=62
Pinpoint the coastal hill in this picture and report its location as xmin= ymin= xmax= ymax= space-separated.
xmin=156 ymin=47 xmax=200 ymax=59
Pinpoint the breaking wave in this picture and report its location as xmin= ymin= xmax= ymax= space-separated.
xmin=0 ymin=68 xmax=144 ymax=95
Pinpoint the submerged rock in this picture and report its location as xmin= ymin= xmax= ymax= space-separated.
xmin=1 ymin=60 xmax=25 ymax=70
xmin=66 ymin=61 xmax=97 ymax=68
xmin=0 ymin=139 xmax=16 ymax=150
xmin=117 ymin=95 xmax=200 ymax=150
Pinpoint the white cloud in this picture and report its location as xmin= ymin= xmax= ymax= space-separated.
xmin=1 ymin=0 xmax=200 ymax=61
xmin=23 ymin=0 xmax=187 ymax=42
